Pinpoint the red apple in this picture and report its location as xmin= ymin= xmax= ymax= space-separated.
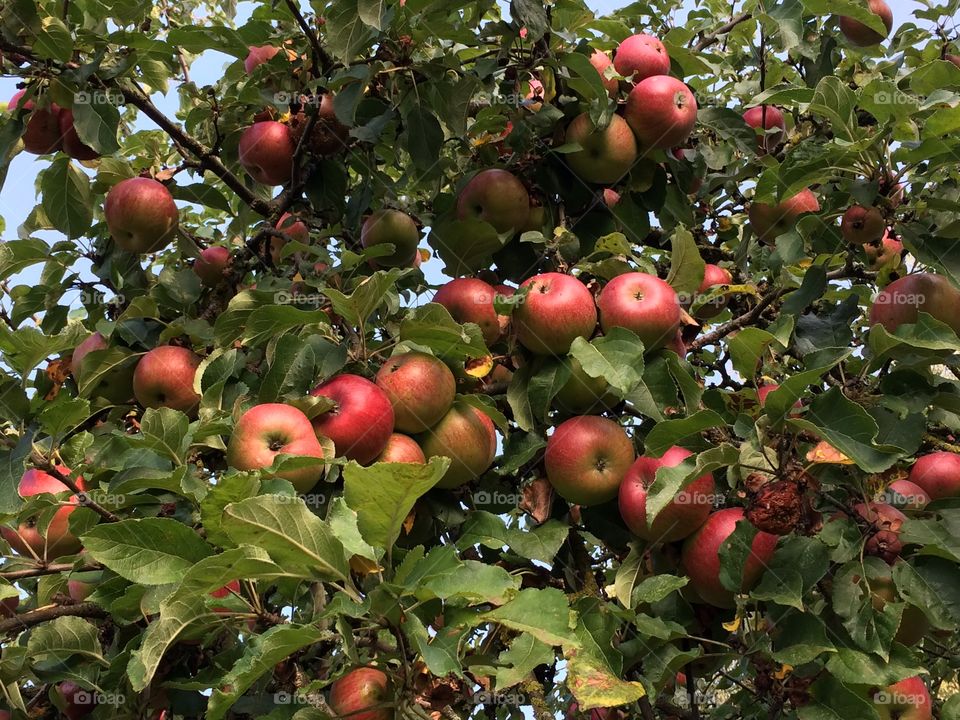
xmin=680 ymin=507 xmax=778 ymax=607
xmin=56 ymin=681 xmax=96 ymax=720
xmin=0 ymin=467 xmax=85 ymax=561
xmin=309 ymin=94 xmax=351 ymax=156
xmin=329 ymin=667 xmax=391 ymax=720
xmin=545 ymin=415 xmax=635 ymax=506
xmin=869 ymin=676 xmax=931 ymax=720
xmin=375 ymin=433 xmax=426 ymax=464
xmin=946 ymin=54 xmax=960 ymax=68
xmin=9 ymin=90 xmax=61 ymax=154
xmin=864 ymin=230 xmax=902 ymax=271
xmin=840 ymin=0 xmax=894 ymax=47
xmin=271 ymin=212 xmax=310 ymax=265
xmin=244 ymin=45 xmax=280 ymax=73
xmin=598 ymin=272 xmax=681 ymax=352
xmin=210 ymin=579 xmax=242 ymax=612
xmin=695 ymin=264 xmax=733 ymax=319
xmin=193 ymin=246 xmax=231 ymax=287
xmin=841 ymin=205 xmax=885 ymax=245
xmin=619 ymin=446 xmax=716 ymax=542
xmin=70 ymin=332 xmax=107 ymax=378
xmin=869 ymin=273 xmax=960 ymax=335
xmin=104 ymin=177 xmax=180 ymax=254
xmin=133 ymin=346 xmax=202 ymax=414
xmin=886 ymin=479 xmax=930 ymax=510
xmin=419 ymin=402 xmax=497 ymax=489
xmin=603 ymin=188 xmax=621 ymax=208
xmin=374 ymin=351 xmax=456 ymax=433
xmin=613 ymin=34 xmax=670 ymax=83
xmin=514 ymin=272 xmax=598 ymax=355
xmin=523 ymin=77 xmax=544 ymax=111
xmin=58 ymin=108 xmax=100 ymax=161
xmin=67 ymin=578 xmax=95 ymax=602
xmin=624 ymin=76 xmax=697 ymax=150
xmin=361 ymin=209 xmax=420 ymax=267
xmin=226 ymin=403 xmax=327 ymax=492
xmin=455 ymin=169 xmax=530 ymax=234
xmin=664 ymin=330 xmax=686 ymax=356
xmin=742 ymin=105 xmax=785 ymax=153
xmin=907 ymin=451 xmax=960 ymax=501
xmin=589 ymin=50 xmax=619 ymax=97
xmin=433 ymin=277 xmax=503 ymax=347
xmin=553 ymin=358 xmax=617 ymax=415
xmin=310 ymin=375 xmax=395 ymax=465
xmin=748 ymin=188 xmax=820 ymax=244
xmin=565 ymin=112 xmax=637 ymax=185
xmin=238 ymin=121 xmax=295 ymax=186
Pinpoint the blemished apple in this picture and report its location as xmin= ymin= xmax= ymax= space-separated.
xmin=58 ymin=109 xmax=100 ymax=161
xmin=589 ymin=49 xmax=619 ymax=97
xmin=455 ymin=169 xmax=531 ymax=234
xmin=598 ymin=272 xmax=681 ymax=352
xmin=361 ymin=209 xmax=420 ymax=267
xmin=545 ymin=415 xmax=635 ymax=506
xmin=886 ymin=479 xmax=930 ymax=509
xmin=613 ymin=33 xmax=670 ymax=83
xmin=310 ymin=374 xmax=395 ymax=465
xmin=226 ymin=403 xmax=327 ymax=492
xmin=271 ymin=212 xmax=310 ymax=265
xmin=329 ymin=667 xmax=391 ymax=720
xmin=907 ymin=451 xmax=960 ymax=500
xmin=680 ymin=507 xmax=778 ymax=607
xmin=374 ymin=351 xmax=456 ymax=433
xmin=56 ymin=681 xmax=96 ymax=720
xmin=514 ymin=272 xmax=598 ymax=355
xmin=244 ymin=45 xmax=279 ymax=73
xmin=564 ymin=112 xmax=637 ymax=185
xmin=840 ymin=0 xmax=894 ymax=47
xmin=0 ymin=467 xmax=86 ymax=560
xmin=418 ymin=402 xmax=497 ymax=489
xmin=695 ymin=264 xmax=733 ymax=319
xmin=748 ymin=188 xmax=820 ymax=243
xmin=9 ymin=90 xmax=61 ymax=154
xmin=869 ymin=273 xmax=960 ymax=335
xmin=433 ymin=277 xmax=504 ymax=347
xmin=864 ymin=230 xmax=902 ymax=271
xmin=624 ymin=76 xmax=697 ymax=150
xmin=553 ymin=357 xmax=617 ymax=415
xmin=238 ymin=121 xmax=295 ymax=186
xmin=742 ymin=105 xmax=785 ymax=153
xmin=619 ymin=446 xmax=716 ymax=542
xmin=375 ymin=433 xmax=426 ymax=464
xmin=193 ymin=246 xmax=231 ymax=287
xmin=841 ymin=205 xmax=885 ymax=245
xmin=868 ymin=676 xmax=932 ymax=720
xmin=133 ymin=345 xmax=202 ymax=414
xmin=104 ymin=177 xmax=180 ymax=254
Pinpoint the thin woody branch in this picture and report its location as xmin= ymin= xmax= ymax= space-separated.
xmin=0 ymin=602 xmax=107 ymax=635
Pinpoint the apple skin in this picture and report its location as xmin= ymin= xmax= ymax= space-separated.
xmin=455 ymin=169 xmax=531 ymax=234
xmin=907 ymin=451 xmax=960 ymax=501
xmin=329 ymin=667 xmax=391 ymax=720
xmin=619 ymin=446 xmax=716 ymax=542
xmin=565 ymin=112 xmax=637 ymax=185
xmin=226 ymin=403 xmax=327 ymax=492
xmin=545 ymin=415 xmax=635 ymax=506
xmin=361 ymin=209 xmax=420 ymax=267
xmin=0 ymin=467 xmax=86 ymax=560
xmin=9 ymin=90 xmax=61 ymax=154
xmin=193 ymin=246 xmax=231 ymax=287
xmin=58 ymin=109 xmax=100 ymax=161
xmin=418 ymin=402 xmax=497 ymax=489
xmin=869 ymin=676 xmax=931 ymax=720
xmin=864 ymin=231 xmax=902 ymax=271
xmin=71 ymin=332 xmax=108 ymax=378
xmin=104 ymin=177 xmax=180 ymax=254
xmin=840 ymin=0 xmax=894 ymax=46
xmin=946 ymin=54 xmax=960 ymax=68
xmin=68 ymin=578 xmax=94 ymax=602
xmin=886 ymin=479 xmax=930 ymax=510
xmin=133 ymin=346 xmax=202 ymax=415
xmin=695 ymin=264 xmax=733 ymax=319
xmin=433 ymin=277 xmax=503 ymax=347
xmin=271 ymin=212 xmax=310 ymax=265
xmin=680 ymin=507 xmax=778 ymax=608
xmin=841 ymin=205 xmax=885 ymax=245
xmin=869 ymin=273 xmax=960 ymax=336
xmin=598 ymin=272 xmax=681 ymax=352
xmin=613 ymin=33 xmax=671 ymax=83
xmin=375 ymin=433 xmax=426 ymax=464
xmin=514 ymin=273 xmax=598 ymax=355
xmin=244 ymin=45 xmax=279 ymax=73
xmin=553 ymin=357 xmax=617 ymax=415
xmin=238 ymin=121 xmax=295 ymax=186
xmin=589 ymin=50 xmax=619 ymax=97
xmin=748 ymin=188 xmax=820 ymax=244
xmin=310 ymin=375 xmax=395 ymax=465
xmin=374 ymin=351 xmax=456 ymax=433
xmin=742 ymin=105 xmax=785 ymax=153
xmin=624 ymin=76 xmax=697 ymax=150
xmin=664 ymin=330 xmax=686 ymax=356
xmin=56 ymin=681 xmax=96 ymax=720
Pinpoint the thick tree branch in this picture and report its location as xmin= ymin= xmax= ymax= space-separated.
xmin=0 ymin=602 xmax=107 ymax=635
xmin=0 ymin=563 xmax=100 ymax=581
xmin=694 ymin=12 xmax=752 ymax=51
xmin=284 ymin=0 xmax=334 ymax=77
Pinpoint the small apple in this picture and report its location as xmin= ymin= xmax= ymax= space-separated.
xmin=695 ymin=264 xmax=733 ymax=319
xmin=244 ymin=45 xmax=280 ymax=73
xmin=310 ymin=375 xmax=395 ymax=465
xmin=589 ymin=49 xmax=619 ymax=97
xmin=433 ymin=277 xmax=503 ymax=347
xmin=70 ymin=332 xmax=108 ymax=378
xmin=329 ymin=667 xmax=391 ymax=720
xmin=226 ymin=403 xmax=327 ymax=492
xmin=104 ymin=177 xmax=180 ymax=254
xmin=455 ymin=169 xmax=531 ymax=234
xmin=864 ymin=230 xmax=902 ymax=271
xmin=613 ymin=33 xmax=670 ymax=83
xmin=361 ymin=209 xmax=420 ymax=267
xmin=886 ymin=479 xmax=930 ymax=510
xmin=418 ymin=402 xmax=497 ymax=489
xmin=9 ymin=90 xmax=61 ymax=155
xmin=271 ymin=212 xmax=310 ymax=265
xmin=748 ymin=188 xmax=820 ymax=243
xmin=742 ymin=105 xmax=785 ymax=153
xmin=597 ymin=272 xmax=681 ymax=352
xmin=56 ymin=681 xmax=96 ymax=720
xmin=514 ymin=272 xmax=598 ymax=355
xmin=238 ymin=121 xmax=295 ymax=186
xmin=907 ymin=451 xmax=960 ymax=500
xmin=545 ymin=415 xmax=635 ymax=506
xmin=603 ymin=188 xmax=621 ymax=208
xmin=67 ymin=578 xmax=95 ymax=602
xmin=565 ymin=112 xmax=637 ymax=185
xmin=624 ymin=76 xmax=697 ymax=150
xmin=374 ymin=351 xmax=456 ymax=433
xmin=840 ymin=0 xmax=894 ymax=47
xmin=133 ymin=345 xmax=202 ymax=414
xmin=375 ymin=433 xmax=426 ymax=464
xmin=946 ymin=54 xmax=960 ymax=68
xmin=193 ymin=246 xmax=231 ymax=287
xmin=58 ymin=109 xmax=99 ymax=161
xmin=869 ymin=676 xmax=931 ymax=720
xmin=841 ymin=205 xmax=885 ymax=245
xmin=0 ymin=467 xmax=85 ymax=559
xmin=553 ymin=358 xmax=617 ymax=415
xmin=869 ymin=273 xmax=960 ymax=335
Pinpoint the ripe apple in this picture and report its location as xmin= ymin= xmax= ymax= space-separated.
xmin=553 ymin=358 xmax=617 ymax=415
xmin=869 ymin=273 xmax=960 ymax=335
xmin=238 ymin=121 xmax=295 ymax=186
xmin=545 ymin=415 xmax=635 ymax=506
xmin=841 ymin=205 xmax=885 ymax=245
xmin=244 ymin=45 xmax=279 ymax=73
xmin=58 ymin=109 xmax=99 ymax=161
xmin=613 ymin=33 xmax=670 ymax=83
xmin=310 ymin=375 xmax=395 ymax=465
xmin=840 ymin=0 xmax=894 ymax=46
xmin=418 ymin=402 xmax=497 ymax=489
xmin=71 ymin=332 xmax=107 ymax=378
xmin=886 ymin=479 xmax=930 ymax=509
xmin=597 ymin=272 xmax=681 ymax=352
xmin=56 ymin=681 xmax=96 ymax=720
xmin=210 ymin=579 xmax=242 ymax=610
xmin=864 ymin=230 xmax=902 ymax=271
xmin=9 ymin=90 xmax=61 ymax=154
xmin=455 ymin=169 xmax=531 ymax=234
xmin=375 ymin=433 xmax=426 ymax=463
xmin=748 ymin=188 xmax=820 ymax=243
xmin=329 ymin=667 xmax=391 ymax=720
xmin=104 ymin=177 xmax=180 ymax=254
xmin=742 ymin=105 xmax=785 ymax=153
xmin=0 ymin=467 xmax=85 ymax=559
xmin=133 ymin=346 xmax=202 ymax=414
xmin=619 ymin=446 xmax=716 ymax=542
xmin=695 ymin=264 xmax=733 ymax=319
xmin=624 ymin=76 xmax=697 ymax=150
xmin=361 ymin=209 xmax=420 ymax=267
xmin=664 ymin=330 xmax=686 ymax=356
xmin=680 ymin=507 xmax=778 ymax=607
xmin=514 ymin=272 xmax=598 ymax=355
xmin=869 ymin=676 xmax=931 ymax=720
xmin=374 ymin=351 xmax=456 ymax=433
xmin=589 ymin=50 xmax=619 ymax=97
xmin=433 ymin=277 xmax=504 ymax=347
xmin=226 ymin=403 xmax=327 ymax=492
xmin=565 ymin=112 xmax=637 ymax=185
xmin=907 ymin=451 xmax=960 ymax=500
xmin=193 ymin=246 xmax=231 ymax=287
xmin=271 ymin=212 xmax=310 ymax=265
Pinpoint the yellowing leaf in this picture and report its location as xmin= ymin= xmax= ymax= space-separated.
xmin=806 ymin=441 xmax=853 ymax=465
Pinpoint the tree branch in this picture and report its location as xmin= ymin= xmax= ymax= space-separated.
xmin=284 ymin=0 xmax=334 ymax=77
xmin=29 ymin=457 xmax=121 ymax=523
xmin=0 ymin=602 xmax=107 ymax=635
xmin=0 ymin=563 xmax=100 ymax=581
xmin=694 ymin=12 xmax=752 ymax=51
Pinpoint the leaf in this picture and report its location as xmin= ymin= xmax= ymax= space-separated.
xmin=33 ymin=16 xmax=73 ymax=63
xmin=808 ymin=75 xmax=858 ymax=141
xmin=645 ymin=444 xmax=738 ymax=527
xmin=456 ymin=511 xmax=569 ymax=563
xmin=428 ymin=218 xmax=507 ymax=276
xmin=665 ymin=225 xmax=705 ymax=297
xmin=565 ymin=651 xmax=646 ymax=710
xmin=71 ymin=95 xmax=121 ymax=155
xmin=512 ymin=0 xmax=549 ymax=40
xmin=322 ymin=269 xmax=405 ymax=329
xmin=402 ymin=610 xmax=463 ymax=677
xmin=357 ymin=0 xmax=387 ymax=30
xmin=632 ymin=575 xmax=689 ymax=605
xmin=26 ymin=616 xmax=105 ymax=666
xmin=568 ymin=328 xmax=645 ymax=394
xmin=136 ymin=407 xmax=192 ymax=464
xmin=324 ymin=2 xmax=375 ymax=63
xmin=643 ymin=410 xmax=725 ymax=456
xmin=718 ymin=515 xmax=760 ymax=593
xmin=41 ymin=158 xmax=93 ymax=239
xmin=422 ymin=561 xmax=520 ymax=605
xmin=399 ymin=303 xmax=490 ymax=363
xmin=403 ymin=106 xmax=443 ymax=171
xmin=495 ymin=633 xmax=554 ymax=688
xmin=0 ymin=238 xmax=50 ymax=281
xmin=169 ymin=183 xmax=233 ymax=214
xmin=728 ymin=328 xmax=778 ymax=382
xmin=481 ymin=588 xmax=580 ymax=647
xmin=612 ymin=542 xmax=645 ymax=609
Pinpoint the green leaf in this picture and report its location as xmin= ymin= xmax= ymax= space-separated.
xmin=403 ymin=106 xmax=443 ymax=171
xmin=136 ymin=407 xmax=192 ymax=464
xmin=808 ymin=75 xmax=858 ymax=141
xmin=718 ymin=515 xmax=760 ymax=593
xmin=26 ymin=616 xmax=106 ymax=666
xmin=428 ymin=218 xmax=508 ymax=276
xmin=324 ymin=2 xmax=375 ymax=63
xmin=169 ymin=183 xmax=233 ymax=214
xmin=399 ymin=303 xmax=490 ymax=363
xmin=33 ymin=16 xmax=73 ymax=63
xmin=495 ymin=633 xmax=554 ymax=688
xmin=665 ymin=225 xmax=705 ymax=297
xmin=422 ymin=560 xmax=520 ymax=605
xmin=568 ymin=328 xmax=645 ymax=395
xmin=632 ymin=574 xmax=688 ymax=605
xmin=323 ymin=269 xmax=405 ymax=329
xmin=643 ymin=410 xmax=725 ymax=456
xmin=41 ymin=158 xmax=93 ymax=239
xmin=0 ymin=238 xmax=50 ymax=281
xmin=456 ymin=511 xmax=568 ymax=564
xmin=71 ymin=95 xmax=121 ymax=155
xmin=645 ymin=444 xmax=738 ymax=527
xmin=357 ymin=0 xmax=388 ymax=30
xmin=481 ymin=588 xmax=579 ymax=647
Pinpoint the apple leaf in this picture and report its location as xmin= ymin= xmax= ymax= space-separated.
xmin=643 ymin=410 xmax=726 ymax=456
xmin=456 ymin=511 xmax=569 ymax=564
xmin=399 ymin=303 xmax=490 ymax=362
xmin=495 ymin=632 xmax=555 ymax=689
xmin=665 ymin=225 xmax=705 ymax=298
xmin=565 ymin=650 xmax=645 ymax=711
xmin=569 ymin=328 xmax=645 ymax=395
xmin=481 ymin=588 xmax=580 ymax=648
xmin=41 ymin=158 xmax=93 ymax=239
xmin=322 ymin=268 xmax=406 ymax=330
xmin=71 ymin=94 xmax=121 ymax=155
xmin=26 ymin=616 xmax=106 ymax=667
xmin=645 ymin=444 xmax=738 ymax=528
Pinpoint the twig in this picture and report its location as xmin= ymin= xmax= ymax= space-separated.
xmin=29 ymin=457 xmax=121 ymax=523
xmin=694 ymin=12 xmax=752 ymax=51
xmin=0 ymin=563 xmax=100 ymax=581
xmin=0 ymin=602 xmax=107 ymax=634
xmin=284 ymin=0 xmax=333 ymax=76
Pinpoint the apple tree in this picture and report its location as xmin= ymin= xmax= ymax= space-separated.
xmin=0 ymin=0 xmax=959 ymax=718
